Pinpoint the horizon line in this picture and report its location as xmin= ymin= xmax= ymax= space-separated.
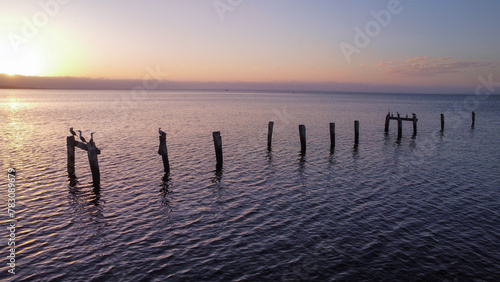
xmin=0 ymin=74 xmax=478 ymax=95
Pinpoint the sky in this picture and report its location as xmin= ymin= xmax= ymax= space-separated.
xmin=0 ymin=0 xmax=499 ymax=93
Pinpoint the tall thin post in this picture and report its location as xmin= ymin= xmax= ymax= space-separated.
xmin=299 ymin=125 xmax=306 ymax=155
xmin=397 ymin=117 xmax=403 ymax=139
xmin=213 ymin=131 xmax=223 ymax=170
xmin=354 ymin=120 xmax=359 ymax=145
xmin=87 ymin=141 xmax=100 ymax=186
xmin=384 ymin=112 xmax=390 ymax=133
xmin=67 ymin=136 xmax=75 ymax=176
xmin=158 ymin=131 xmax=170 ymax=174
xmin=471 ymin=112 xmax=475 ymax=128
xmin=267 ymin=121 xmax=274 ymax=149
xmin=441 ymin=114 xmax=445 ymax=132
xmin=329 ymin=123 xmax=335 ymax=151
xmin=412 ymin=114 xmax=417 ymax=136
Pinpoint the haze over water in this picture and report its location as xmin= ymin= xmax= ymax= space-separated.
xmin=1 ymin=90 xmax=499 ymax=281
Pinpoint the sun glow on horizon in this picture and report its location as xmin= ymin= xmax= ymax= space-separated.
xmin=0 ymin=51 xmax=42 ymax=76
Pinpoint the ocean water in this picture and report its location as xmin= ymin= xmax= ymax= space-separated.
xmin=0 ymin=90 xmax=499 ymax=281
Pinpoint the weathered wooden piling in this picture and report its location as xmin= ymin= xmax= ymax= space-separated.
xmin=158 ymin=131 xmax=170 ymax=174
xmin=213 ymin=131 xmax=223 ymax=170
xmin=299 ymin=125 xmax=306 ymax=155
xmin=329 ymin=123 xmax=335 ymax=150
xmin=412 ymin=114 xmax=417 ymax=136
xmin=471 ymin=111 xmax=475 ymax=128
xmin=441 ymin=114 xmax=445 ymax=131
xmin=384 ymin=113 xmax=390 ymax=133
xmin=354 ymin=120 xmax=359 ymax=145
xmin=87 ymin=140 xmax=100 ymax=186
xmin=267 ymin=121 xmax=274 ymax=149
xmin=397 ymin=117 xmax=403 ymax=139
xmin=67 ymin=129 xmax=101 ymax=185
xmin=67 ymin=136 xmax=75 ymax=176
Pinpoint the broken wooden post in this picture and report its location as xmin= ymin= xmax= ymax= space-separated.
xmin=354 ymin=120 xmax=359 ymax=145
xmin=329 ymin=123 xmax=335 ymax=151
xmin=299 ymin=124 xmax=306 ymax=155
xmin=384 ymin=112 xmax=390 ymax=133
xmin=67 ymin=129 xmax=101 ymax=185
xmin=87 ymin=140 xmax=100 ymax=186
xmin=158 ymin=131 xmax=170 ymax=174
xmin=213 ymin=131 xmax=223 ymax=170
xmin=397 ymin=117 xmax=403 ymax=139
xmin=441 ymin=114 xmax=445 ymax=132
xmin=471 ymin=112 xmax=475 ymax=128
xmin=67 ymin=135 xmax=75 ymax=176
xmin=412 ymin=114 xmax=417 ymax=136
xmin=267 ymin=121 xmax=274 ymax=149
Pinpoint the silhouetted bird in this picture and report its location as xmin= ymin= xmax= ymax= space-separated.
xmin=90 ymin=132 xmax=95 ymax=143
xmin=159 ymin=127 xmax=165 ymax=135
xmin=77 ymin=130 xmax=87 ymax=143
xmin=69 ymin=127 xmax=77 ymax=136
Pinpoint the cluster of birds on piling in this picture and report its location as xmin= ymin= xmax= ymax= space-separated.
xmin=389 ymin=111 xmax=416 ymax=118
xmin=70 ymin=127 xmax=94 ymax=143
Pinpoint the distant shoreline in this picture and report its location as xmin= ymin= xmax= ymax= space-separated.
xmin=1 ymin=87 xmax=496 ymax=97
xmin=0 ymin=74 xmax=490 ymax=95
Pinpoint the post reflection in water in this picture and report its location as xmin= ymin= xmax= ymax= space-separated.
xmin=297 ymin=154 xmax=306 ymax=174
xmin=211 ymin=168 xmax=223 ymax=184
xmin=67 ymin=176 xmax=106 ymax=238
xmin=352 ymin=145 xmax=359 ymax=160
xmin=160 ymin=173 xmax=173 ymax=205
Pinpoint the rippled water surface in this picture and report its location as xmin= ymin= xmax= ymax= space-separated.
xmin=1 ymin=90 xmax=499 ymax=281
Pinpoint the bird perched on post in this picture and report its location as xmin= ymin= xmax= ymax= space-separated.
xmin=77 ymin=130 xmax=87 ymax=143
xmin=70 ymin=127 xmax=77 ymax=137
xmin=90 ymin=132 xmax=95 ymax=143
xmin=159 ymin=127 xmax=165 ymax=135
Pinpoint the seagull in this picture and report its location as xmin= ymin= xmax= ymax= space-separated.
xmin=77 ymin=130 xmax=87 ymax=143
xmin=69 ymin=127 xmax=77 ymax=136
xmin=90 ymin=132 xmax=95 ymax=143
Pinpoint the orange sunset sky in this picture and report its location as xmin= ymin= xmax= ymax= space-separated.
xmin=1 ymin=0 xmax=499 ymax=93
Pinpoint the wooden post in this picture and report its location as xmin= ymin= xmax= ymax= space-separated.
xmin=87 ymin=141 xmax=100 ymax=186
xmin=384 ymin=112 xmax=390 ymax=133
xmin=354 ymin=120 xmax=359 ymax=145
xmin=267 ymin=121 xmax=274 ymax=149
xmin=158 ymin=132 xmax=170 ymax=174
xmin=397 ymin=117 xmax=402 ymax=139
xmin=329 ymin=123 xmax=335 ymax=151
xmin=299 ymin=125 xmax=306 ymax=155
xmin=67 ymin=136 xmax=75 ymax=176
xmin=441 ymin=114 xmax=445 ymax=132
xmin=213 ymin=131 xmax=223 ymax=170
xmin=412 ymin=114 xmax=417 ymax=136
xmin=471 ymin=112 xmax=475 ymax=128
